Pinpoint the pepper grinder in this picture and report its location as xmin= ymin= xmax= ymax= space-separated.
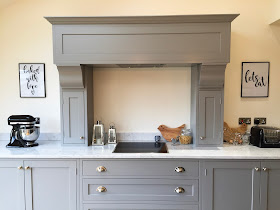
xmin=92 ymin=121 xmax=105 ymax=146
xmin=108 ymin=125 xmax=117 ymax=144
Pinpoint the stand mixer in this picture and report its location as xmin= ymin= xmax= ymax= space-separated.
xmin=7 ymin=115 xmax=40 ymax=147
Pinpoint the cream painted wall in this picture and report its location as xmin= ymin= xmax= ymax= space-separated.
xmin=93 ymin=68 xmax=190 ymax=132
xmin=0 ymin=0 xmax=279 ymax=134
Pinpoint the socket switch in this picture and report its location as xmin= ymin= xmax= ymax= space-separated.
xmin=239 ymin=118 xmax=251 ymax=125
xmin=254 ymin=118 xmax=266 ymax=125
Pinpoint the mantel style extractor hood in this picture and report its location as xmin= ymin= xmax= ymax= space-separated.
xmin=45 ymin=14 xmax=239 ymax=146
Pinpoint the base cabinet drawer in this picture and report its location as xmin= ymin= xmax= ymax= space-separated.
xmin=82 ymin=160 xmax=198 ymax=177
xmin=83 ymin=178 xmax=198 ymax=202
xmin=83 ymin=204 xmax=198 ymax=210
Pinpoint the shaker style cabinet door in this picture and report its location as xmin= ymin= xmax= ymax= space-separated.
xmin=201 ymin=161 xmax=261 ymax=210
xmin=0 ymin=160 xmax=25 ymax=210
xmin=198 ymin=91 xmax=222 ymax=146
xmin=24 ymin=160 xmax=77 ymax=210
xmin=62 ymin=91 xmax=85 ymax=144
xmin=260 ymin=161 xmax=280 ymax=210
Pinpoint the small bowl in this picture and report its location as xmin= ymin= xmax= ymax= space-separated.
xmin=19 ymin=126 xmax=40 ymax=142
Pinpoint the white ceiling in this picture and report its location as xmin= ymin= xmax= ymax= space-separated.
xmin=0 ymin=0 xmax=19 ymax=10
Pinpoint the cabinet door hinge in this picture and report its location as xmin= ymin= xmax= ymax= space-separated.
xmin=205 ymin=169 xmax=207 ymax=176
xmin=76 ymin=168 xmax=77 ymax=175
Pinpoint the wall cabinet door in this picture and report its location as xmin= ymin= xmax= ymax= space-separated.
xmin=0 ymin=160 xmax=25 ymax=210
xmin=198 ymin=91 xmax=222 ymax=146
xmin=260 ymin=161 xmax=280 ymax=210
xmin=62 ymin=91 xmax=85 ymax=144
xmin=24 ymin=160 xmax=77 ymax=210
xmin=201 ymin=161 xmax=261 ymax=210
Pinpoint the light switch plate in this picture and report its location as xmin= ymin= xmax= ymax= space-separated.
xmin=239 ymin=118 xmax=251 ymax=125
xmin=254 ymin=118 xmax=266 ymax=125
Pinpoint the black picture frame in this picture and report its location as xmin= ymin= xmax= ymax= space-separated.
xmin=241 ymin=62 xmax=270 ymax=98
xmin=19 ymin=63 xmax=46 ymax=98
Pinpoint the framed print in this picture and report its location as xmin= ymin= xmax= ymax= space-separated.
xmin=241 ymin=62 xmax=269 ymax=98
xmin=19 ymin=63 xmax=46 ymax=98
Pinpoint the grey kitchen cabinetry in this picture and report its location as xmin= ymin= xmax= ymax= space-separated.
xmin=0 ymin=160 xmax=25 ymax=210
xmin=197 ymin=91 xmax=223 ymax=146
xmin=81 ymin=159 xmax=199 ymax=210
xmin=0 ymin=160 xmax=77 ymax=210
xmin=62 ymin=91 xmax=85 ymax=144
xmin=83 ymin=203 xmax=198 ymax=210
xmin=260 ymin=161 xmax=280 ymax=210
xmin=201 ymin=161 xmax=261 ymax=210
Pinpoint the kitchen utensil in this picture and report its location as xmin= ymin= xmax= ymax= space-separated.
xmin=7 ymin=115 xmax=40 ymax=147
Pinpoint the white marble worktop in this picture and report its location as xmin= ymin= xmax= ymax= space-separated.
xmin=1 ymin=141 xmax=280 ymax=159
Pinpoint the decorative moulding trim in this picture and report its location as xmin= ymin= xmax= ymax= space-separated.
xmin=58 ymin=66 xmax=84 ymax=88
xmin=45 ymin=14 xmax=239 ymax=25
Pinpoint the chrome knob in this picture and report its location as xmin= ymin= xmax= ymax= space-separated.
xmin=263 ymin=167 xmax=268 ymax=171
xmin=96 ymin=166 xmax=107 ymax=172
xmin=18 ymin=166 xmax=23 ymax=170
xmin=25 ymin=166 xmax=31 ymax=170
xmin=175 ymin=167 xmax=185 ymax=173
xmin=255 ymin=167 xmax=260 ymax=171
xmin=174 ymin=187 xmax=185 ymax=194
xmin=200 ymin=136 xmax=206 ymax=140
xmin=96 ymin=186 xmax=107 ymax=193
xmin=80 ymin=136 xmax=84 ymax=140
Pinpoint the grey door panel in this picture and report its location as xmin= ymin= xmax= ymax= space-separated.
xmin=198 ymin=91 xmax=222 ymax=146
xmin=62 ymin=91 xmax=85 ymax=144
xmin=82 ymin=160 xmax=199 ymax=178
xmin=83 ymin=203 xmax=198 ymax=210
xmin=83 ymin=178 xmax=198 ymax=202
xmin=201 ymin=161 xmax=261 ymax=210
xmin=0 ymin=160 xmax=25 ymax=210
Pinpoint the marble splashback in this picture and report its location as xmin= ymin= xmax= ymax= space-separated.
xmin=0 ymin=132 xmax=164 ymax=142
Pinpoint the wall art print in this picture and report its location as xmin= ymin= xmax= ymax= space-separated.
xmin=241 ymin=62 xmax=269 ymax=98
xmin=19 ymin=63 xmax=46 ymax=98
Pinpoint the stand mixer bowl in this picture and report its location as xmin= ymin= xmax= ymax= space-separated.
xmin=19 ymin=126 xmax=40 ymax=142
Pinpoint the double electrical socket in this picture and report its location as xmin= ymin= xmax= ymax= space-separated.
xmin=238 ymin=117 xmax=266 ymax=125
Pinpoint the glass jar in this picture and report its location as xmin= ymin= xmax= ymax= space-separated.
xmin=179 ymin=129 xmax=192 ymax=144
xmin=242 ymin=131 xmax=251 ymax=145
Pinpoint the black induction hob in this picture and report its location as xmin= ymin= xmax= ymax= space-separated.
xmin=113 ymin=142 xmax=168 ymax=153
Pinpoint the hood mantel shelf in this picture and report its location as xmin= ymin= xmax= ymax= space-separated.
xmin=46 ymin=14 xmax=238 ymax=146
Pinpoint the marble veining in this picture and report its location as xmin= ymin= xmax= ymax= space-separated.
xmin=1 ymin=141 xmax=280 ymax=159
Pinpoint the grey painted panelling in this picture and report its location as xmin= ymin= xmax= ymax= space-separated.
xmin=83 ymin=203 xmax=198 ymax=210
xmin=53 ymin=23 xmax=230 ymax=65
xmin=201 ymin=161 xmax=261 ymax=210
xmin=83 ymin=178 xmax=198 ymax=202
xmin=82 ymin=160 xmax=198 ymax=177
xmin=62 ymin=91 xmax=85 ymax=144
xmin=260 ymin=161 xmax=280 ymax=210
xmin=198 ymin=91 xmax=222 ymax=146
xmin=24 ymin=160 xmax=77 ymax=210
xmin=0 ymin=160 xmax=25 ymax=210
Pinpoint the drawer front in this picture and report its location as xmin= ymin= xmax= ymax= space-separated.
xmin=83 ymin=204 xmax=198 ymax=210
xmin=83 ymin=178 xmax=198 ymax=202
xmin=82 ymin=160 xmax=198 ymax=177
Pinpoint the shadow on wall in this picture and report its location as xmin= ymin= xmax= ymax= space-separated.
xmin=270 ymin=21 xmax=280 ymax=45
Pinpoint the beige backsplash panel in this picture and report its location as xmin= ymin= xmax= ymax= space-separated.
xmin=93 ymin=67 xmax=191 ymax=133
